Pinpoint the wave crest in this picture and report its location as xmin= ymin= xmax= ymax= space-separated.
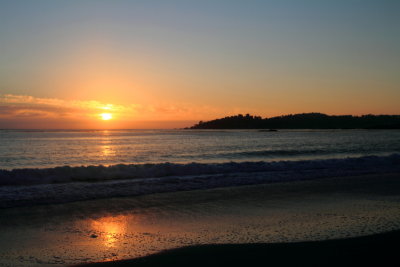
xmin=1 ymin=154 xmax=399 ymax=186
xmin=0 ymin=154 xmax=399 ymax=208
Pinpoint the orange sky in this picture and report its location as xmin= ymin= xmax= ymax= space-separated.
xmin=0 ymin=1 xmax=399 ymax=129
xmin=0 ymin=91 xmax=398 ymax=129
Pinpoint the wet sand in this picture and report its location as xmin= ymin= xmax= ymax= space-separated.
xmin=0 ymin=173 xmax=399 ymax=266
xmin=75 ymin=230 xmax=400 ymax=267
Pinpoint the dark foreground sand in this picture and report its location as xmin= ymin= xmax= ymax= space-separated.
xmin=0 ymin=173 xmax=400 ymax=266
xmin=75 ymin=230 xmax=400 ymax=267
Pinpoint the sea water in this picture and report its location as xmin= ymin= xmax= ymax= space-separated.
xmin=0 ymin=129 xmax=399 ymax=207
xmin=1 ymin=129 xmax=399 ymax=169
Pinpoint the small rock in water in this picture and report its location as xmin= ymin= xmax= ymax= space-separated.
xmin=90 ymin=234 xmax=98 ymax=238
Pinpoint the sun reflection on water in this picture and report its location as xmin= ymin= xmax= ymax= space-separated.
xmin=100 ymin=130 xmax=115 ymax=157
xmin=101 ymin=145 xmax=115 ymax=157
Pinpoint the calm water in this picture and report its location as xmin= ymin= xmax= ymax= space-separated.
xmin=1 ymin=129 xmax=399 ymax=170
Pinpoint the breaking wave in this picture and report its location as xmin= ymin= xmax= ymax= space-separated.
xmin=0 ymin=154 xmax=399 ymax=208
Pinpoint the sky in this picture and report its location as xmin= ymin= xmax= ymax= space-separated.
xmin=0 ymin=0 xmax=399 ymax=129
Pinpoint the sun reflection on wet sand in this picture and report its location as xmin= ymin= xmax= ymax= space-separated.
xmin=91 ymin=215 xmax=129 ymax=248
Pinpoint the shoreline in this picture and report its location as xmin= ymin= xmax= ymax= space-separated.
xmin=0 ymin=172 xmax=399 ymax=266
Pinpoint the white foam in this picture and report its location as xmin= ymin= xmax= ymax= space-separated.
xmin=0 ymin=154 xmax=399 ymax=208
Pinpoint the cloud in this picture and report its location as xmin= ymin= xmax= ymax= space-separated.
xmin=0 ymin=94 xmax=232 ymax=128
xmin=0 ymin=94 xmax=137 ymax=119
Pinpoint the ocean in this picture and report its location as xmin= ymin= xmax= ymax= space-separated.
xmin=1 ymin=129 xmax=400 ymax=266
xmin=1 ymin=129 xmax=400 ymax=207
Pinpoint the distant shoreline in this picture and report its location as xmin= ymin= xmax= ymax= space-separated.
xmin=187 ymin=113 xmax=400 ymax=129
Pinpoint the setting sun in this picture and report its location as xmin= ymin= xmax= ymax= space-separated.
xmin=100 ymin=113 xmax=112 ymax=120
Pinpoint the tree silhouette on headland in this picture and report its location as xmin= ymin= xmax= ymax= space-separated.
xmin=187 ymin=113 xmax=400 ymax=129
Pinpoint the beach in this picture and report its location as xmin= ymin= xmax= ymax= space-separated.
xmin=2 ymin=0 xmax=400 ymax=265
xmin=0 ymin=172 xmax=399 ymax=266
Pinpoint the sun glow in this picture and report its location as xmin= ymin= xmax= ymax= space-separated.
xmin=100 ymin=113 xmax=112 ymax=120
